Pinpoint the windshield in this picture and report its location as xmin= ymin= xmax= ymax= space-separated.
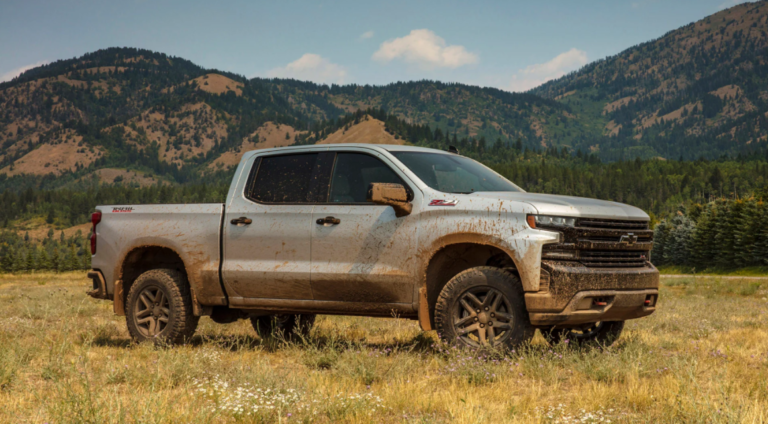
xmin=391 ymin=152 xmax=523 ymax=194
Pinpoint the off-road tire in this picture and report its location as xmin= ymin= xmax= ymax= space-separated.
xmin=250 ymin=314 xmax=316 ymax=339
xmin=541 ymin=321 xmax=625 ymax=347
xmin=434 ymin=266 xmax=534 ymax=349
xmin=125 ymin=269 xmax=199 ymax=344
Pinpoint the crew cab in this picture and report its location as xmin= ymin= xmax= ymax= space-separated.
xmin=87 ymin=144 xmax=658 ymax=348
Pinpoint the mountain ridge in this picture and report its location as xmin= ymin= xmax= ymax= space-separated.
xmin=2 ymin=2 xmax=768 ymax=188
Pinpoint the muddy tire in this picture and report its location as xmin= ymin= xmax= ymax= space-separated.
xmin=125 ymin=269 xmax=199 ymax=344
xmin=541 ymin=321 xmax=624 ymax=347
xmin=250 ymin=314 xmax=316 ymax=339
xmin=434 ymin=267 xmax=534 ymax=349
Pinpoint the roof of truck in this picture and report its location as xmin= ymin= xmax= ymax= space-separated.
xmin=247 ymin=143 xmax=452 ymax=155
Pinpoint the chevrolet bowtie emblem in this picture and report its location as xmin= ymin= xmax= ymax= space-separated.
xmin=619 ymin=233 xmax=638 ymax=245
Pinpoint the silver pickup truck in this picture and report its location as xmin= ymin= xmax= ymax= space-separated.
xmin=87 ymin=144 xmax=658 ymax=348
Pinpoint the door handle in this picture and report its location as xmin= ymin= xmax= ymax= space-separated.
xmin=316 ymin=216 xmax=341 ymax=225
xmin=231 ymin=217 xmax=253 ymax=226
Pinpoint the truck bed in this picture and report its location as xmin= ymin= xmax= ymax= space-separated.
xmin=91 ymin=203 xmax=226 ymax=307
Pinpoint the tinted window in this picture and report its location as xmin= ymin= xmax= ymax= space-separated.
xmin=392 ymin=152 xmax=522 ymax=193
xmin=249 ymin=153 xmax=318 ymax=203
xmin=329 ymin=153 xmax=405 ymax=203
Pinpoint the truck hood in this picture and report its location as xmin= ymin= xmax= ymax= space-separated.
xmin=466 ymin=192 xmax=649 ymax=221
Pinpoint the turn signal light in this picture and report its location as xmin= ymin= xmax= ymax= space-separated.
xmin=526 ymin=214 xmax=536 ymax=228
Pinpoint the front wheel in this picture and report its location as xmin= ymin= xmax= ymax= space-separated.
xmin=434 ymin=267 xmax=534 ymax=349
xmin=541 ymin=321 xmax=625 ymax=347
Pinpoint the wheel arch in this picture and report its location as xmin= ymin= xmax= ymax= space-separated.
xmin=115 ymin=245 xmax=195 ymax=316
xmin=421 ymin=234 xmax=525 ymax=327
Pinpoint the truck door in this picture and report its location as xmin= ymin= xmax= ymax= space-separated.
xmin=310 ymin=151 xmax=420 ymax=305
xmin=222 ymin=152 xmax=331 ymax=301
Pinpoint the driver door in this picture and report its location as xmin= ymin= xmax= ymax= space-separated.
xmin=310 ymin=151 xmax=420 ymax=305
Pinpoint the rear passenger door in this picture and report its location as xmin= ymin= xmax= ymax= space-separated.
xmin=222 ymin=152 xmax=332 ymax=301
xmin=310 ymin=151 xmax=420 ymax=305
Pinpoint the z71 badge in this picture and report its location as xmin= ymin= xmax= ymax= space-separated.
xmin=429 ymin=199 xmax=459 ymax=206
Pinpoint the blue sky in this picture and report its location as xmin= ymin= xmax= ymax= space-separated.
xmin=0 ymin=0 xmax=754 ymax=91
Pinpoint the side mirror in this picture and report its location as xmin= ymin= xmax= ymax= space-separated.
xmin=367 ymin=183 xmax=412 ymax=217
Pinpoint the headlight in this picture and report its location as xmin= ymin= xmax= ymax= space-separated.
xmin=527 ymin=214 xmax=576 ymax=228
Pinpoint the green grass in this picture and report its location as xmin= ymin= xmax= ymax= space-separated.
xmin=1 ymin=273 xmax=768 ymax=423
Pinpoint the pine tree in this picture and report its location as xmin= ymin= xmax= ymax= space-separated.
xmin=25 ymin=248 xmax=35 ymax=272
xmin=2 ymin=247 xmax=14 ymax=272
xmin=652 ymin=220 xmax=670 ymax=266
xmin=67 ymin=245 xmax=80 ymax=271
xmin=666 ymin=213 xmax=695 ymax=266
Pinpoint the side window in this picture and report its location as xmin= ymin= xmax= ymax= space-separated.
xmin=329 ymin=153 xmax=406 ymax=203
xmin=247 ymin=153 xmax=319 ymax=203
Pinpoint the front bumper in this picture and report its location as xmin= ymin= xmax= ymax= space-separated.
xmin=525 ymin=261 xmax=659 ymax=326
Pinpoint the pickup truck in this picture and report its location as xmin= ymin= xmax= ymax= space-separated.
xmin=87 ymin=144 xmax=658 ymax=348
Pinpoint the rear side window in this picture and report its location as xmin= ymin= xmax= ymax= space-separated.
xmin=329 ymin=153 xmax=406 ymax=203
xmin=248 ymin=153 xmax=318 ymax=203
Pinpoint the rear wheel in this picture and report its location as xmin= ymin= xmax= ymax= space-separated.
xmin=250 ymin=314 xmax=316 ymax=339
xmin=541 ymin=321 xmax=624 ymax=347
xmin=434 ymin=267 xmax=534 ymax=349
xmin=125 ymin=269 xmax=199 ymax=344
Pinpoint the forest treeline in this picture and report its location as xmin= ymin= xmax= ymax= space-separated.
xmin=0 ymin=229 xmax=91 ymax=273
xmin=652 ymin=198 xmax=768 ymax=270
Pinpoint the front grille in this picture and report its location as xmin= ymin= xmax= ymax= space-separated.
xmin=581 ymin=234 xmax=653 ymax=243
xmin=578 ymin=218 xmax=649 ymax=231
xmin=579 ymin=250 xmax=648 ymax=268
xmin=541 ymin=218 xmax=653 ymax=269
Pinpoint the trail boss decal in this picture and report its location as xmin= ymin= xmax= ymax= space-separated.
xmin=112 ymin=207 xmax=134 ymax=213
xmin=429 ymin=199 xmax=459 ymax=206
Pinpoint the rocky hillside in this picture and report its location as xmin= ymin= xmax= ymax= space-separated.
xmin=533 ymin=1 xmax=768 ymax=160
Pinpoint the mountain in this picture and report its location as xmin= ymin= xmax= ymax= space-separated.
xmin=1 ymin=2 xmax=768 ymax=189
xmin=533 ymin=1 xmax=768 ymax=160
xmin=0 ymin=47 xmax=572 ymax=188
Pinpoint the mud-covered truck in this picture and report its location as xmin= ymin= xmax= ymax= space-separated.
xmin=87 ymin=144 xmax=658 ymax=348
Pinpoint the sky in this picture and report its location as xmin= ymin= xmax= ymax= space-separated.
xmin=0 ymin=0 xmax=755 ymax=91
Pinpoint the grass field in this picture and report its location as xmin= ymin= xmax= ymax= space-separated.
xmin=1 ymin=273 xmax=768 ymax=423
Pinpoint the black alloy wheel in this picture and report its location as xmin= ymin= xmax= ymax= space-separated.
xmin=453 ymin=287 xmax=514 ymax=347
xmin=133 ymin=285 xmax=171 ymax=338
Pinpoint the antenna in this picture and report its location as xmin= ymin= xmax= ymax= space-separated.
xmin=448 ymin=145 xmax=459 ymax=154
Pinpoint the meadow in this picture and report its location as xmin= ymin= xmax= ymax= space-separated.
xmin=1 ymin=273 xmax=767 ymax=423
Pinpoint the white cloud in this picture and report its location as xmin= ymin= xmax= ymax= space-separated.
xmin=505 ymin=48 xmax=588 ymax=92
xmin=372 ymin=29 xmax=478 ymax=70
xmin=359 ymin=31 xmax=374 ymax=40
xmin=266 ymin=53 xmax=347 ymax=85
xmin=0 ymin=61 xmax=48 ymax=83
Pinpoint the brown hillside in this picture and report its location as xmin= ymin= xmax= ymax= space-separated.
xmin=191 ymin=74 xmax=243 ymax=96
xmin=317 ymin=116 xmax=403 ymax=145
xmin=210 ymin=122 xmax=305 ymax=168
xmin=0 ymin=129 xmax=103 ymax=176
xmin=114 ymin=102 xmax=229 ymax=167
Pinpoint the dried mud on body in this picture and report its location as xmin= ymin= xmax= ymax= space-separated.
xmin=1 ymin=273 xmax=768 ymax=423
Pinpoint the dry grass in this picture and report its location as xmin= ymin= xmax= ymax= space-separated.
xmin=1 ymin=273 xmax=767 ymax=423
